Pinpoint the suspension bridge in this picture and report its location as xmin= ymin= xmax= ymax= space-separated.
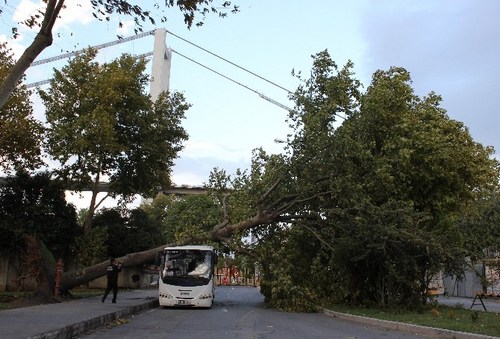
xmin=22 ymin=28 xmax=294 ymax=195
xmin=27 ymin=28 xmax=293 ymax=110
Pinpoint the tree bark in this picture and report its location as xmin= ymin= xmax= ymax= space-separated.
xmin=60 ymin=245 xmax=165 ymax=292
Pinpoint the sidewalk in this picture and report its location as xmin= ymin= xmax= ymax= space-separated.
xmin=0 ymin=289 xmax=158 ymax=339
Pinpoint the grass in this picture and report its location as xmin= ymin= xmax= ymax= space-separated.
xmin=327 ymin=302 xmax=500 ymax=337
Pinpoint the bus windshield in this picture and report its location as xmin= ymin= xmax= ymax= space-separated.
xmin=160 ymin=249 xmax=213 ymax=287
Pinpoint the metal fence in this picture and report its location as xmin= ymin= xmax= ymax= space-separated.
xmin=214 ymin=267 xmax=259 ymax=286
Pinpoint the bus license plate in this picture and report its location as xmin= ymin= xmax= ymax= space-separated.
xmin=178 ymin=300 xmax=191 ymax=305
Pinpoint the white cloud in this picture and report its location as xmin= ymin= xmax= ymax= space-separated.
xmin=7 ymin=0 xmax=94 ymax=55
xmin=57 ymin=0 xmax=94 ymax=27
xmin=171 ymin=172 xmax=206 ymax=187
xmin=182 ymin=140 xmax=251 ymax=163
xmin=11 ymin=0 xmax=39 ymax=23
xmin=65 ymin=191 xmax=141 ymax=211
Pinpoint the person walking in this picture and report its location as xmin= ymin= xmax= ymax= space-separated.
xmin=101 ymin=258 xmax=122 ymax=303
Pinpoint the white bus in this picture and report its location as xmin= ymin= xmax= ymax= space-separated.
xmin=157 ymin=245 xmax=217 ymax=308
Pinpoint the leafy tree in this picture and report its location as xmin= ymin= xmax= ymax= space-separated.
xmin=92 ymin=208 xmax=128 ymax=258
xmin=140 ymin=193 xmax=173 ymax=234
xmin=142 ymin=192 xmax=223 ymax=245
xmin=0 ymin=43 xmax=43 ymax=173
xmin=229 ymin=51 xmax=499 ymax=311
xmin=73 ymin=226 xmax=107 ymax=268
xmin=0 ymin=171 xmax=80 ymax=258
xmin=275 ymin=53 xmax=499 ymax=309
xmin=0 ymin=0 xmax=239 ymax=108
xmin=245 ymin=52 xmax=363 ymax=310
xmin=125 ymin=208 xmax=165 ymax=252
xmin=457 ymin=191 xmax=500 ymax=258
xmin=92 ymin=207 xmax=164 ymax=258
xmin=40 ymin=49 xmax=190 ymax=231
xmin=327 ymin=67 xmax=498 ymax=307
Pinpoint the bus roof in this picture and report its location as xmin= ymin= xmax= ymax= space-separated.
xmin=163 ymin=245 xmax=214 ymax=251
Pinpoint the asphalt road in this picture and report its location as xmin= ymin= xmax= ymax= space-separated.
xmin=78 ymin=286 xmax=430 ymax=339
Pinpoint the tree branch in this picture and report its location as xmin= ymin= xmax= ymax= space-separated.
xmin=298 ymin=222 xmax=336 ymax=252
xmin=0 ymin=1 xmax=64 ymax=108
xmin=256 ymin=175 xmax=285 ymax=207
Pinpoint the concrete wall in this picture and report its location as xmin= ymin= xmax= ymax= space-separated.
xmin=0 ymin=257 xmax=7 ymax=291
xmin=0 ymin=256 xmax=38 ymax=292
xmin=88 ymin=267 xmax=158 ymax=289
xmin=443 ymin=264 xmax=484 ymax=297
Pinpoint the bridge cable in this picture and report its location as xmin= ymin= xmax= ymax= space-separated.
xmin=30 ymin=30 xmax=155 ymax=67
xmin=171 ymin=48 xmax=293 ymax=112
xmin=166 ymin=30 xmax=293 ymax=94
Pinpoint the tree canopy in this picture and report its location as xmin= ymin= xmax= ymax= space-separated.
xmin=92 ymin=207 xmax=164 ymax=258
xmin=0 ymin=171 xmax=79 ymax=258
xmin=142 ymin=192 xmax=223 ymax=244
xmin=175 ymin=51 xmax=499 ymax=310
xmin=256 ymin=51 xmax=499 ymax=310
xmin=40 ymin=49 xmax=190 ymax=231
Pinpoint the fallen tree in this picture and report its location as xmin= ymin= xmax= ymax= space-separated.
xmin=59 ymin=178 xmax=307 ymax=293
xmin=60 ymin=245 xmax=164 ymax=292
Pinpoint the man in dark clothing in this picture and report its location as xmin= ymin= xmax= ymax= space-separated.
xmin=102 ymin=258 xmax=122 ymax=303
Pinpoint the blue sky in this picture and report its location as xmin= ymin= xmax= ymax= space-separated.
xmin=1 ymin=1 xmax=499 ymax=205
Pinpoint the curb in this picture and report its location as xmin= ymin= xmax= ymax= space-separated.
xmin=28 ymin=299 xmax=159 ymax=339
xmin=322 ymin=309 xmax=498 ymax=339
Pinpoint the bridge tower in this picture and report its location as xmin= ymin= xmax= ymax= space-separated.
xmin=149 ymin=29 xmax=172 ymax=101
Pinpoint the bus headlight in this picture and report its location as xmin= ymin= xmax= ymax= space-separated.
xmin=159 ymin=293 xmax=174 ymax=299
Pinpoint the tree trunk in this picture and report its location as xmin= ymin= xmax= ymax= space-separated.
xmin=83 ymin=188 xmax=99 ymax=233
xmin=22 ymin=237 xmax=57 ymax=298
xmin=60 ymin=245 xmax=165 ymax=292
xmin=58 ymin=185 xmax=299 ymax=293
xmin=0 ymin=30 xmax=53 ymax=108
xmin=59 ymin=213 xmax=283 ymax=292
